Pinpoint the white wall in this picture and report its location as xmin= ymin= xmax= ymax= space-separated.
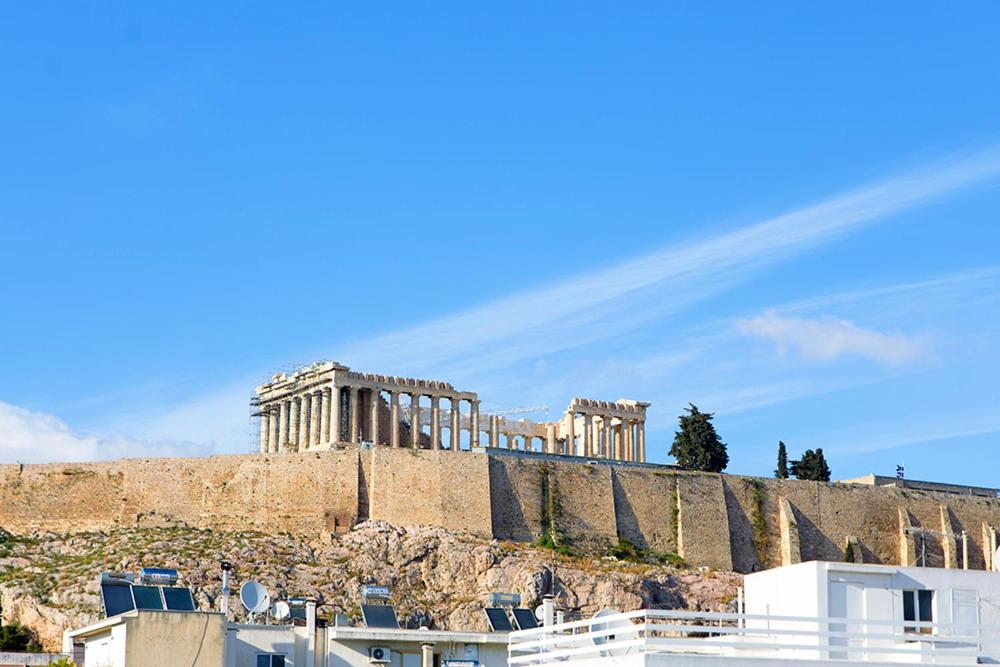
xmin=225 ymin=626 xmax=302 ymax=667
xmin=325 ymin=636 xmax=508 ymax=667
xmin=83 ymin=625 xmax=127 ymax=667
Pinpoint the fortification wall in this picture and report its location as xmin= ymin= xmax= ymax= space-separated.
xmin=2 ymin=451 xmax=1000 ymax=574
xmin=0 ymin=451 xmax=359 ymax=535
xmin=367 ymin=448 xmax=493 ymax=536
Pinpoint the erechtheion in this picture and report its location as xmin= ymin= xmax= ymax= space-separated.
xmin=254 ymin=361 xmax=649 ymax=462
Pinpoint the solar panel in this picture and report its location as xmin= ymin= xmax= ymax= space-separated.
xmin=101 ymin=584 xmax=136 ymax=617
xmin=484 ymin=607 xmax=513 ymax=632
xmin=512 ymin=608 xmax=538 ymax=630
xmin=163 ymin=586 xmax=196 ymax=611
xmin=361 ymin=604 xmax=400 ymax=629
xmin=133 ymin=585 xmax=165 ymax=610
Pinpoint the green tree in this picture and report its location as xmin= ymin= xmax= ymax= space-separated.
xmin=790 ymin=448 xmax=831 ymax=482
xmin=669 ymin=404 xmax=729 ymax=472
xmin=0 ymin=622 xmax=40 ymax=652
xmin=775 ymin=441 xmax=789 ymax=479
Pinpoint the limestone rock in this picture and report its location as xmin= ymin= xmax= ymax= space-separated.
xmin=0 ymin=521 xmax=740 ymax=651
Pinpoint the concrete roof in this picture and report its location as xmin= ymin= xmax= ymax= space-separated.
xmin=66 ymin=610 xmax=225 ymax=640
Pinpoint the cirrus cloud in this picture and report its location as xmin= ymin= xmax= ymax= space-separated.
xmin=737 ymin=311 xmax=928 ymax=366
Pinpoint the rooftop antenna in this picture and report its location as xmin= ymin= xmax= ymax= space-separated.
xmin=240 ymin=581 xmax=270 ymax=624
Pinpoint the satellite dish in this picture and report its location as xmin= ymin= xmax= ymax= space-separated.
xmin=273 ymin=601 xmax=290 ymax=621
xmin=535 ymin=605 xmax=545 ymax=621
xmin=993 ymin=546 xmax=1000 ymax=572
xmin=240 ymin=581 xmax=271 ymax=615
xmin=590 ymin=609 xmax=633 ymax=657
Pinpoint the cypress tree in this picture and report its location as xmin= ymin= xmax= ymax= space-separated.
xmin=669 ymin=404 xmax=729 ymax=473
xmin=790 ymin=448 xmax=831 ymax=482
xmin=775 ymin=441 xmax=789 ymax=479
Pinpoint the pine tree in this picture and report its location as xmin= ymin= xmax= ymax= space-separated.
xmin=775 ymin=441 xmax=789 ymax=479
xmin=669 ymin=404 xmax=729 ymax=472
xmin=790 ymin=448 xmax=831 ymax=482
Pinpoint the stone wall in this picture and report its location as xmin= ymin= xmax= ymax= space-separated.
xmin=0 ymin=451 xmax=359 ymax=536
xmin=2 ymin=451 xmax=1000 ymax=574
xmin=367 ymin=447 xmax=493 ymax=536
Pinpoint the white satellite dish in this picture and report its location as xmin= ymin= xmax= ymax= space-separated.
xmin=590 ymin=609 xmax=633 ymax=657
xmin=993 ymin=546 xmax=1000 ymax=572
xmin=273 ymin=601 xmax=291 ymax=621
xmin=240 ymin=581 xmax=271 ymax=616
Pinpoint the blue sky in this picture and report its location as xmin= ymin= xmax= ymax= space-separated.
xmin=2 ymin=3 xmax=1000 ymax=486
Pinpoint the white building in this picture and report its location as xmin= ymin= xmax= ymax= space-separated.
xmin=509 ymin=561 xmax=1000 ymax=667
xmin=65 ymin=611 xmax=508 ymax=667
xmin=226 ymin=622 xmax=508 ymax=667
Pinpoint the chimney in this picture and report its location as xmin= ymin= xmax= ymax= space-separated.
xmin=542 ymin=595 xmax=555 ymax=627
xmin=306 ymin=597 xmax=318 ymax=666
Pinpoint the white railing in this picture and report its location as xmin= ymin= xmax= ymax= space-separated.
xmin=0 ymin=653 xmax=75 ymax=666
xmin=509 ymin=610 xmax=1000 ymax=666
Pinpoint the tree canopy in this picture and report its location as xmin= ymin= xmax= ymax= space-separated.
xmin=790 ymin=448 xmax=831 ymax=482
xmin=0 ymin=622 xmax=40 ymax=652
xmin=775 ymin=441 xmax=789 ymax=479
xmin=669 ymin=404 xmax=729 ymax=472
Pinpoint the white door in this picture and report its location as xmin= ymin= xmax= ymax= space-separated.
xmin=830 ymin=581 xmax=865 ymax=660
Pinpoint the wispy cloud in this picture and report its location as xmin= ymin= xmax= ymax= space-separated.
xmin=737 ymin=311 xmax=929 ymax=366
xmin=338 ymin=148 xmax=1000 ymax=380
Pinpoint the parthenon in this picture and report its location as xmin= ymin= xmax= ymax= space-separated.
xmin=254 ymin=361 xmax=649 ymax=462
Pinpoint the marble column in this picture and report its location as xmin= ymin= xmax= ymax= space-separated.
xmin=370 ymin=390 xmax=381 ymax=445
xmin=583 ymin=414 xmax=594 ymax=457
xmin=613 ymin=422 xmax=623 ymax=460
xmin=450 ymin=399 xmax=461 ymax=451
xmin=259 ymin=410 xmax=270 ymax=453
xmin=470 ymin=400 xmax=480 ymax=448
xmin=390 ymin=391 xmax=401 ymax=447
xmin=299 ymin=394 xmax=311 ymax=450
xmin=288 ymin=398 xmax=300 ymax=451
xmin=349 ymin=386 xmax=360 ymax=443
xmin=624 ymin=420 xmax=633 ymax=461
xmin=318 ymin=389 xmax=329 ymax=447
xmin=331 ymin=387 xmax=342 ymax=444
xmin=637 ymin=422 xmax=645 ymax=462
xmin=602 ymin=420 xmax=611 ymax=459
xmin=490 ymin=416 xmax=500 ymax=448
xmin=546 ymin=423 xmax=556 ymax=454
xmin=277 ymin=401 xmax=289 ymax=450
xmin=410 ymin=394 xmax=421 ymax=448
xmin=507 ymin=433 xmax=517 ymax=450
xmin=565 ymin=412 xmax=575 ymax=456
xmin=268 ymin=406 xmax=279 ymax=453
xmin=431 ymin=396 xmax=441 ymax=450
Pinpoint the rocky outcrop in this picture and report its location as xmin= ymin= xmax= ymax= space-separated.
xmin=0 ymin=521 xmax=740 ymax=650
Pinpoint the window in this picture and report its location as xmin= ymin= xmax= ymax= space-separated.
xmin=903 ymin=590 xmax=933 ymax=634
xmin=256 ymin=655 xmax=286 ymax=667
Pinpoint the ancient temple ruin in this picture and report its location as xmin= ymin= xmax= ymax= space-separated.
xmin=253 ymin=361 xmax=649 ymax=462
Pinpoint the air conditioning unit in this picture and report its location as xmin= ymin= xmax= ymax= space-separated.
xmin=369 ymin=646 xmax=392 ymax=663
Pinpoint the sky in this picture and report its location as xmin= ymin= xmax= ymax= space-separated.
xmin=2 ymin=3 xmax=1000 ymax=486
